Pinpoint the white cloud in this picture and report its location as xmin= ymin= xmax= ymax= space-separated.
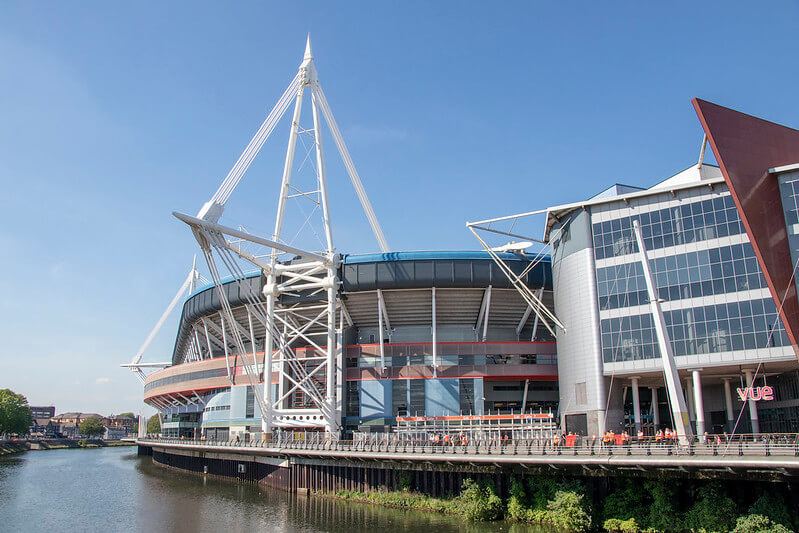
xmin=95 ymin=377 xmax=111 ymax=385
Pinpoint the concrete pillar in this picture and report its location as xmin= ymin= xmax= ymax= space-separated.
xmin=692 ymin=370 xmax=706 ymax=436
xmin=650 ymin=387 xmax=660 ymax=428
xmin=631 ymin=377 xmax=641 ymax=433
xmin=685 ymin=376 xmax=696 ymax=430
xmin=722 ymin=378 xmax=735 ymax=432
xmin=744 ymin=369 xmax=760 ymax=434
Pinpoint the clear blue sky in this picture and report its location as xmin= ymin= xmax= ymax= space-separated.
xmin=1 ymin=1 xmax=797 ymax=415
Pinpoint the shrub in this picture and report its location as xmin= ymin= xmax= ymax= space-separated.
xmin=458 ymin=478 xmax=503 ymax=521
xmin=507 ymin=477 xmax=531 ymax=521
xmin=748 ymin=492 xmax=793 ymax=530
xmin=733 ymin=514 xmax=792 ymax=533
xmin=684 ymin=483 xmax=736 ymax=533
xmin=644 ymin=480 xmax=681 ymax=532
xmin=547 ymin=490 xmax=592 ymax=532
xmin=604 ymin=517 xmax=640 ymax=532
xmin=397 ymin=471 xmax=412 ymax=492
xmin=602 ymin=479 xmax=647 ymax=525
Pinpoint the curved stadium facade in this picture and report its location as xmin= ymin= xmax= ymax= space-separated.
xmin=144 ymin=252 xmax=558 ymax=439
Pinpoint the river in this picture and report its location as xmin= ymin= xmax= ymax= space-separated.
xmin=0 ymin=447 xmax=548 ymax=532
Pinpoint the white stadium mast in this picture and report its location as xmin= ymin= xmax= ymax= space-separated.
xmin=174 ymin=37 xmax=388 ymax=437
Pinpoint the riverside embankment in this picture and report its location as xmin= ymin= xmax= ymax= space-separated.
xmin=0 ymin=440 xmax=27 ymax=456
xmin=0 ymin=438 xmax=135 ymax=456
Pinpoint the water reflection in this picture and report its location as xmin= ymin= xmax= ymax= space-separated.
xmin=1 ymin=447 xmax=546 ymax=533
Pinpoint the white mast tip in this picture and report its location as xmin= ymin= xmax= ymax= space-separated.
xmin=304 ymin=34 xmax=313 ymax=60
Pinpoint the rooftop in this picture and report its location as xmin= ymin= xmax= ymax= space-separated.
xmin=544 ymin=163 xmax=724 ymax=240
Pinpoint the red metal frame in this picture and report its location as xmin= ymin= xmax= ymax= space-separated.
xmin=693 ymin=98 xmax=799 ymax=357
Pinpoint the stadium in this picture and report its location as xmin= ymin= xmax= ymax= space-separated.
xmin=143 ymin=252 xmax=558 ymax=440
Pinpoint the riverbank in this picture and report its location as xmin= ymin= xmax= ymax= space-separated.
xmin=0 ymin=441 xmax=28 ymax=456
xmin=1 ymin=439 xmax=136 ymax=455
xmin=328 ymin=475 xmax=799 ymax=532
xmin=28 ymin=438 xmax=136 ymax=450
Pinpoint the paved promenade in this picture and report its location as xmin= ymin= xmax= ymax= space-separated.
xmin=139 ymin=435 xmax=799 ymax=475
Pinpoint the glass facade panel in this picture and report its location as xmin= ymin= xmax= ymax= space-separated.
xmin=592 ymin=194 xmax=744 ymax=260
xmin=596 ymin=242 xmax=767 ymax=310
xmin=601 ymin=298 xmax=790 ymax=362
xmin=778 ymin=173 xmax=799 ymax=299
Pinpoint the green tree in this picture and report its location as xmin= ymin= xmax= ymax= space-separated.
xmin=748 ymin=492 xmax=793 ymax=530
xmin=117 ymin=412 xmax=135 ymax=418
xmin=546 ymin=490 xmax=592 ymax=532
xmin=458 ymin=478 xmax=503 ymax=521
xmin=0 ymin=389 xmax=32 ymax=436
xmin=79 ymin=417 xmax=105 ymax=438
xmin=733 ymin=514 xmax=792 ymax=533
xmin=146 ymin=415 xmax=161 ymax=435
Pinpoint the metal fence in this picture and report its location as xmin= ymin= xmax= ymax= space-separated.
xmin=140 ymin=432 xmax=799 ymax=459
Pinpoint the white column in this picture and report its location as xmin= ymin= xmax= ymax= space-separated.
xmin=262 ymin=288 xmax=274 ymax=434
xmin=325 ymin=269 xmax=337 ymax=435
xmin=631 ymin=220 xmax=691 ymax=441
xmin=431 ymin=287 xmax=437 ymax=370
xmin=685 ymin=377 xmax=696 ymax=428
xmin=650 ymin=387 xmax=660 ymax=428
xmin=631 ymin=377 xmax=641 ymax=432
xmin=722 ymin=378 xmax=735 ymax=432
xmin=692 ymin=370 xmax=705 ymax=436
xmin=743 ymin=369 xmax=760 ymax=434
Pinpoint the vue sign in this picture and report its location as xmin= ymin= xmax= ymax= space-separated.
xmin=736 ymin=386 xmax=774 ymax=402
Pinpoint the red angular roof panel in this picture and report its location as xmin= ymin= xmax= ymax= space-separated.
xmin=692 ymin=98 xmax=799 ymax=356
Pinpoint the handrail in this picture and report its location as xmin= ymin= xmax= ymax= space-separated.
xmin=138 ymin=433 xmax=799 ymax=460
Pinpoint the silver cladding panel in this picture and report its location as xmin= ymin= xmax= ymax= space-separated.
xmin=551 ymin=209 xmax=606 ymax=433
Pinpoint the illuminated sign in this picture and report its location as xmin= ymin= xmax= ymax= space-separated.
xmin=736 ymin=386 xmax=774 ymax=402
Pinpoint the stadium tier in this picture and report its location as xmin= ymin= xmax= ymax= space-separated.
xmin=144 ymin=251 xmax=559 ymax=439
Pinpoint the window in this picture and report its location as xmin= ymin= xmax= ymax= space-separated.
xmin=459 ymin=379 xmax=475 ymax=414
xmin=592 ymin=194 xmax=744 ymax=260
xmin=245 ymin=386 xmax=255 ymax=419
xmin=600 ymin=298 xmax=789 ymax=362
xmin=596 ymin=242 xmax=766 ymax=311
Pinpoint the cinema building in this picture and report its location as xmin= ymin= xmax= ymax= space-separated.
xmin=548 ymin=99 xmax=799 ymax=437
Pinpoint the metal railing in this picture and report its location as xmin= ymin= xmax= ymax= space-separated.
xmin=139 ymin=432 xmax=799 ymax=460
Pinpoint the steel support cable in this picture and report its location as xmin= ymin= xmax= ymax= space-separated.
xmin=132 ymin=269 xmax=194 ymax=365
xmin=469 ymin=227 xmax=560 ymax=335
xmin=478 ymin=230 xmax=560 ymax=330
xmin=312 ymin=84 xmax=389 ymax=252
xmin=603 ymin=265 xmax=634 ymax=428
xmin=211 ymin=74 xmax=302 ymax=206
xmin=201 ymin=239 xmax=270 ymax=418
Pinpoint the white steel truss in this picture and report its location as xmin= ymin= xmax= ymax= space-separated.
xmin=466 ymin=211 xmax=565 ymax=337
xmin=175 ymin=37 xmax=388 ymax=437
xmin=121 ymin=259 xmax=204 ymax=384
